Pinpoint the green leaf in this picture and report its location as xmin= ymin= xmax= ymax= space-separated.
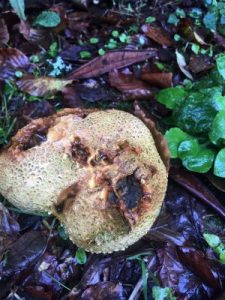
xmin=178 ymin=140 xmax=215 ymax=173
xmin=34 ymin=10 xmax=61 ymax=28
xmin=9 ymin=0 xmax=26 ymax=21
xmin=156 ymin=86 xmax=187 ymax=109
xmin=165 ymin=128 xmax=192 ymax=158
xmin=145 ymin=16 xmax=156 ymax=23
xmin=79 ymin=51 xmax=92 ymax=59
xmin=214 ymin=148 xmax=225 ymax=177
xmin=48 ymin=42 xmax=58 ymax=58
xmin=174 ymin=87 xmax=222 ymax=135
xmin=203 ymin=11 xmax=217 ymax=31
xmin=176 ymin=8 xmax=186 ymax=18
xmin=98 ymin=48 xmax=105 ymax=56
xmin=152 ymin=286 xmax=176 ymax=300
xmin=89 ymin=37 xmax=99 ymax=44
xmin=76 ymin=248 xmax=87 ymax=264
xmin=216 ymin=53 xmax=225 ymax=79
xmin=203 ymin=233 xmax=220 ymax=248
xmin=191 ymin=43 xmax=200 ymax=54
xmin=209 ymin=110 xmax=225 ymax=145
xmin=167 ymin=13 xmax=179 ymax=25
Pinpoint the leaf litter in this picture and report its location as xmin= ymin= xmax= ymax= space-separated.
xmin=0 ymin=0 xmax=225 ymax=299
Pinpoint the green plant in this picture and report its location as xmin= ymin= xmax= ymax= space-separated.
xmin=79 ymin=51 xmax=92 ymax=59
xmin=128 ymin=252 xmax=152 ymax=300
xmin=33 ymin=10 xmax=61 ymax=28
xmin=156 ymin=61 xmax=225 ymax=178
xmin=202 ymin=0 xmax=225 ymax=35
xmin=203 ymin=233 xmax=225 ymax=263
xmin=152 ymin=286 xmax=176 ymax=300
xmin=75 ymin=248 xmax=87 ymax=264
xmin=9 ymin=0 xmax=26 ymax=21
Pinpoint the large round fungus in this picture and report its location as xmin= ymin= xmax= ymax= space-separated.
xmin=0 ymin=108 xmax=169 ymax=253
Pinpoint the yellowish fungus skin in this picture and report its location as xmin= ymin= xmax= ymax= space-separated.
xmin=0 ymin=108 xmax=168 ymax=253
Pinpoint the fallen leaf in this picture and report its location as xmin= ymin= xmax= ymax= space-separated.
xmin=0 ymin=47 xmax=30 ymax=69
xmin=193 ymin=31 xmax=208 ymax=45
xmin=214 ymin=32 xmax=225 ymax=50
xmin=17 ymin=76 xmax=73 ymax=97
xmin=189 ymin=55 xmax=214 ymax=74
xmin=0 ymin=19 xmax=9 ymax=45
xmin=62 ymin=86 xmax=83 ymax=108
xmin=170 ymin=166 xmax=225 ymax=219
xmin=175 ymin=49 xmax=193 ymax=79
xmin=19 ymin=20 xmax=51 ymax=47
xmin=140 ymin=72 xmax=173 ymax=88
xmin=68 ymin=49 xmax=158 ymax=79
xmin=0 ymin=203 xmax=20 ymax=257
xmin=3 ymin=231 xmax=47 ymax=276
xmin=108 ymin=70 xmax=152 ymax=98
xmin=141 ymin=25 xmax=174 ymax=47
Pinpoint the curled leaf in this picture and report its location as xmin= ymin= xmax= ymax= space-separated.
xmin=69 ymin=49 xmax=158 ymax=79
xmin=9 ymin=0 xmax=26 ymax=21
xmin=17 ymin=76 xmax=73 ymax=97
xmin=176 ymin=50 xmax=193 ymax=80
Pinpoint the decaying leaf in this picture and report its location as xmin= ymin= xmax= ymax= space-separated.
xmin=140 ymin=72 xmax=173 ymax=88
xmin=141 ymin=25 xmax=174 ymax=47
xmin=175 ymin=49 xmax=193 ymax=79
xmin=108 ymin=70 xmax=152 ymax=98
xmin=17 ymin=76 xmax=73 ymax=96
xmin=0 ymin=19 xmax=9 ymax=45
xmin=0 ymin=48 xmax=30 ymax=69
xmin=0 ymin=203 xmax=20 ymax=257
xmin=189 ymin=55 xmax=214 ymax=74
xmin=69 ymin=49 xmax=158 ymax=79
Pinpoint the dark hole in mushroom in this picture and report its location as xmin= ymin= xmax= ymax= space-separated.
xmin=115 ymin=175 xmax=143 ymax=210
xmin=90 ymin=150 xmax=113 ymax=166
xmin=108 ymin=191 xmax=118 ymax=205
xmin=21 ymin=132 xmax=47 ymax=151
xmin=54 ymin=201 xmax=65 ymax=214
xmin=71 ymin=138 xmax=90 ymax=165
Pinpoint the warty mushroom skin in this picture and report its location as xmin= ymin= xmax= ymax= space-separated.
xmin=0 ymin=108 xmax=168 ymax=253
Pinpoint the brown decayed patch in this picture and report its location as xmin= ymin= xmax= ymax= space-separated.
xmin=71 ymin=137 xmax=90 ymax=166
xmin=54 ymin=183 xmax=79 ymax=214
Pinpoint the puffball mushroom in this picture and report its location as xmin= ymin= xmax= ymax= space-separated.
xmin=0 ymin=108 xmax=169 ymax=253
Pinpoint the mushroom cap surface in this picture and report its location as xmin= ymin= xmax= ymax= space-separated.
xmin=0 ymin=108 xmax=168 ymax=253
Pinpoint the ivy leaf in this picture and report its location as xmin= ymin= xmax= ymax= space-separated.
xmin=34 ymin=11 xmax=61 ymax=28
xmin=9 ymin=0 xmax=26 ymax=21
xmin=165 ymin=128 xmax=192 ymax=158
xmin=75 ymin=248 xmax=87 ymax=264
xmin=203 ymin=11 xmax=217 ymax=31
xmin=216 ymin=53 xmax=225 ymax=80
xmin=152 ymin=286 xmax=176 ymax=300
xmin=209 ymin=110 xmax=225 ymax=145
xmin=178 ymin=140 xmax=215 ymax=173
xmin=156 ymin=86 xmax=187 ymax=109
xmin=214 ymin=148 xmax=225 ymax=177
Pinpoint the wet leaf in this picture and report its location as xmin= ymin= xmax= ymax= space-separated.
xmin=189 ymin=55 xmax=214 ymax=73
xmin=0 ymin=203 xmax=20 ymax=256
xmin=108 ymin=70 xmax=152 ymax=98
xmin=140 ymin=72 xmax=173 ymax=88
xmin=69 ymin=49 xmax=158 ymax=80
xmin=17 ymin=76 xmax=73 ymax=97
xmin=0 ymin=48 xmax=30 ymax=69
xmin=19 ymin=21 xmax=50 ymax=47
xmin=141 ymin=25 xmax=174 ymax=47
xmin=0 ymin=19 xmax=9 ymax=45
xmin=3 ymin=231 xmax=47 ymax=275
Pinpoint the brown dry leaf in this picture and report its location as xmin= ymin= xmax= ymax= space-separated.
xmin=0 ymin=48 xmax=30 ymax=69
xmin=17 ymin=76 xmax=73 ymax=97
xmin=19 ymin=21 xmax=51 ymax=47
xmin=108 ymin=70 xmax=152 ymax=98
xmin=189 ymin=55 xmax=214 ymax=74
xmin=141 ymin=25 xmax=174 ymax=47
xmin=0 ymin=19 xmax=9 ymax=45
xmin=140 ymin=72 xmax=172 ymax=88
xmin=68 ymin=49 xmax=158 ymax=80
